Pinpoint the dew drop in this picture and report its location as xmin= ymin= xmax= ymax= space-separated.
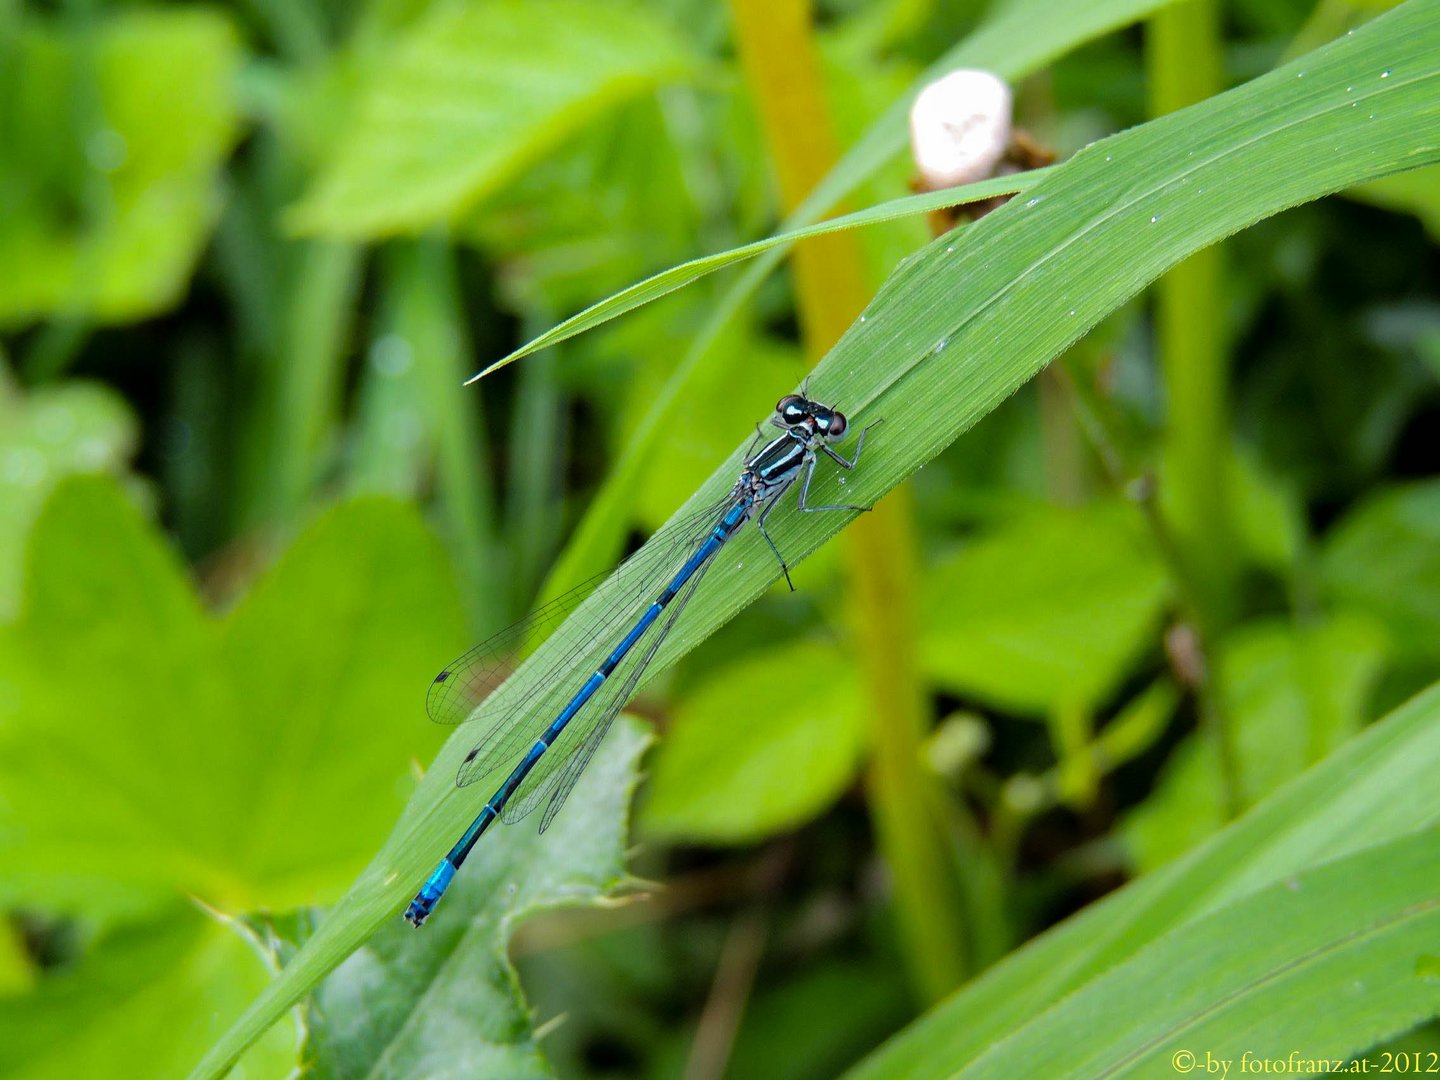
xmin=1104 ymin=155 xmax=1112 ymax=162
xmin=945 ymin=245 xmax=954 ymax=253
xmin=1025 ymin=197 xmax=1039 ymax=207
xmin=1149 ymin=214 xmax=1160 ymax=224
xmin=3 ymin=448 xmax=47 ymax=487
xmin=1381 ymin=69 xmax=1391 ymax=78
xmin=370 ymin=334 xmax=413 ymax=376
xmin=858 ymin=314 xmax=866 ymax=323
xmin=1068 ymin=309 xmax=1076 ymax=317
xmin=86 ymin=128 xmax=128 ymax=172
xmin=35 ymin=403 xmax=76 ymax=442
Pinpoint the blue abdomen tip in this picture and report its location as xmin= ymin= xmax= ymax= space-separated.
xmin=404 ymin=860 xmax=456 ymax=927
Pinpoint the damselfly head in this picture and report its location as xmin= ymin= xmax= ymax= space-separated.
xmin=777 ymin=394 xmax=848 ymax=440
xmin=814 ymin=407 xmax=848 ymax=440
xmin=776 ymin=393 xmax=811 ymax=426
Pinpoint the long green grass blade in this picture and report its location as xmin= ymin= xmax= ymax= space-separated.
xmin=959 ymin=829 xmax=1440 ymax=1078
xmin=470 ymin=172 xmax=1044 ymax=379
xmin=847 ymin=679 xmax=1440 ymax=1078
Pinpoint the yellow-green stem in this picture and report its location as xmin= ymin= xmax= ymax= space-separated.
xmin=729 ymin=0 xmax=967 ymax=1002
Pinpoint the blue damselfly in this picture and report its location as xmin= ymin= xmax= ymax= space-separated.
xmin=405 ymin=391 xmax=880 ymax=926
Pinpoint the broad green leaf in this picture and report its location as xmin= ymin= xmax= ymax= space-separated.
xmin=0 ymin=378 xmax=137 ymax=620
xmin=196 ymin=6 xmax=1440 ymax=1074
xmin=641 ymin=640 xmax=864 ymax=843
xmin=918 ymin=502 xmax=1169 ymax=714
xmin=289 ymin=1 xmax=697 ymax=237
xmin=949 ymin=829 xmax=1440 ymax=1078
xmin=0 ymin=909 xmax=294 ymax=1080
xmin=846 ymin=677 xmax=1440 ymax=1080
xmin=290 ymin=721 xmax=648 ymax=1080
xmin=0 ymin=9 xmax=241 ymax=326
xmin=465 ymin=96 xmax=709 ymax=315
xmin=473 ymin=172 xmax=1044 ymax=378
xmin=1123 ymin=615 xmax=1387 ymax=870
xmin=0 ymin=478 xmax=464 ymax=921
xmin=1320 ymin=479 xmax=1440 ymax=663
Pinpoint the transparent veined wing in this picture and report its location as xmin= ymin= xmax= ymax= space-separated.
xmin=452 ymin=514 xmax=717 ymax=796
xmin=528 ymin=542 xmax=719 ymax=831
xmin=425 ymin=493 xmax=734 ymax=729
xmin=532 ymin=538 xmax=717 ymax=835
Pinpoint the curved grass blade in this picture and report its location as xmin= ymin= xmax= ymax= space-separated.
xmin=956 ymin=829 xmax=1440 ymax=1078
xmin=844 ymin=685 xmax=1440 ymax=1078
xmin=469 ymin=171 xmax=1045 ymax=380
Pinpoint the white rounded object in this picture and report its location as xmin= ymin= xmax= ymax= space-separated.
xmin=908 ymin=69 xmax=1013 ymax=189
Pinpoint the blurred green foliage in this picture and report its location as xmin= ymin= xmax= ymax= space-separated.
xmin=0 ymin=9 xmax=240 ymax=324
xmin=0 ymin=0 xmax=1438 ymax=1078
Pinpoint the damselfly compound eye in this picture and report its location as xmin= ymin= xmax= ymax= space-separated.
xmin=777 ymin=394 xmax=809 ymax=425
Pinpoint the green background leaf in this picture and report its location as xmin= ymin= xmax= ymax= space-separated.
xmin=289 ymin=1 xmax=698 ymax=237
xmin=642 ymin=640 xmax=865 ymax=842
xmin=0 ymin=378 xmax=137 ymax=619
xmin=918 ymin=502 xmax=1169 ymax=714
xmin=1124 ymin=615 xmax=1387 ymax=869
xmin=0 ymin=909 xmax=294 ymax=1080
xmin=0 ymin=477 xmax=465 ymax=920
xmin=1322 ymin=479 xmax=1440 ymax=664
xmin=0 ymin=9 xmax=241 ymax=326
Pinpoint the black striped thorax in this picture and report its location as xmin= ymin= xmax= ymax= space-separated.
xmin=745 ymin=429 xmax=810 ymax=486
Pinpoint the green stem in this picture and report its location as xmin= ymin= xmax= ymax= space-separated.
xmin=505 ymin=324 xmax=563 ymax=612
xmin=398 ymin=238 xmax=501 ymax=632
xmin=260 ymin=241 xmax=363 ymax=530
xmin=1147 ymin=0 xmax=1242 ymax=817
